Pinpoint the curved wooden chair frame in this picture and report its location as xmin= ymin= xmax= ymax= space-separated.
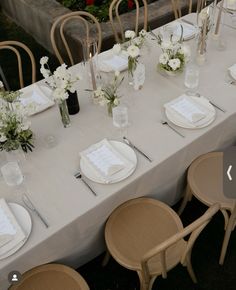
xmin=109 ymin=0 xmax=148 ymax=43
xmin=9 ymin=263 xmax=89 ymax=290
xmin=50 ymin=11 xmax=102 ymax=65
xmin=0 ymin=40 xmax=36 ymax=89
xmin=105 ymin=197 xmax=219 ymax=290
xmin=171 ymin=0 xmax=206 ymax=19
xmin=178 ymin=151 xmax=236 ymax=265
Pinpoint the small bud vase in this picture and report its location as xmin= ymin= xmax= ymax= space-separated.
xmin=59 ymin=100 xmax=71 ymax=128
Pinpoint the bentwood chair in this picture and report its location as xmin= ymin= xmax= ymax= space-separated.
xmin=9 ymin=264 xmax=89 ymax=290
xmin=171 ymin=0 xmax=206 ymax=19
xmin=105 ymin=197 xmax=220 ymax=290
xmin=0 ymin=40 xmax=36 ymax=89
xmin=178 ymin=152 xmax=236 ymax=265
xmin=50 ymin=11 xmax=102 ymax=66
xmin=109 ymin=0 xmax=148 ymax=43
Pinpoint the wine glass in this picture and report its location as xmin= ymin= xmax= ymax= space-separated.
xmin=112 ymin=106 xmax=129 ymax=138
xmin=184 ymin=64 xmax=200 ymax=96
xmin=1 ymin=161 xmax=24 ymax=186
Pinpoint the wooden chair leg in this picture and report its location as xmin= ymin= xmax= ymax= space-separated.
xmin=220 ymin=209 xmax=229 ymax=230
xmin=148 ymin=276 xmax=157 ymax=290
xmin=186 ymin=257 xmax=197 ymax=283
xmin=137 ymin=271 xmax=149 ymax=290
xmin=219 ymin=210 xmax=236 ymax=265
xmin=102 ymin=250 xmax=111 ymax=267
xmin=178 ymin=184 xmax=192 ymax=215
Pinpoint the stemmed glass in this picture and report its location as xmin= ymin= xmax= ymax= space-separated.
xmin=184 ymin=64 xmax=200 ymax=97
xmin=112 ymin=106 xmax=129 ymax=139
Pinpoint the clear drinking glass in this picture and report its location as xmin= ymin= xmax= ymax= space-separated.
xmin=1 ymin=161 xmax=24 ymax=186
xmin=112 ymin=106 xmax=129 ymax=138
xmin=184 ymin=64 xmax=200 ymax=96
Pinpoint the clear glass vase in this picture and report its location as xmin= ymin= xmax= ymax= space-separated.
xmin=59 ymin=100 xmax=71 ymax=128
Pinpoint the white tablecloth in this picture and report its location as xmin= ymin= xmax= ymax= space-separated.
xmin=0 ymin=13 xmax=236 ymax=289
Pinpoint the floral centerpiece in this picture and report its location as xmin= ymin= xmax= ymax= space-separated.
xmin=112 ymin=29 xmax=147 ymax=86
xmin=40 ymin=56 xmax=80 ymax=127
xmin=153 ymin=26 xmax=191 ymax=75
xmin=0 ymin=81 xmax=34 ymax=153
xmin=92 ymin=71 xmax=124 ymax=116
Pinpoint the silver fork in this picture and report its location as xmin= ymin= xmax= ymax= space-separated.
xmin=74 ymin=171 xmax=97 ymax=197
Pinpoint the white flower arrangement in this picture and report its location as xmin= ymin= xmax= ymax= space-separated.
xmin=112 ymin=29 xmax=147 ymax=76
xmin=40 ymin=57 xmax=80 ymax=103
xmin=92 ymin=71 xmax=124 ymax=112
xmin=0 ymin=83 xmax=34 ymax=152
xmin=154 ymin=26 xmax=191 ymax=73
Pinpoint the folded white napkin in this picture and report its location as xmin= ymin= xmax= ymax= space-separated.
xmin=175 ymin=21 xmax=196 ymax=40
xmin=80 ymin=139 xmax=134 ymax=182
xmin=20 ymin=84 xmax=54 ymax=115
xmin=99 ymin=51 xmax=128 ymax=72
xmin=0 ymin=199 xmax=26 ymax=255
xmin=228 ymin=64 xmax=236 ymax=80
xmin=164 ymin=95 xmax=208 ymax=124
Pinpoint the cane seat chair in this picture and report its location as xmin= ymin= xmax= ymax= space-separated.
xmin=178 ymin=152 xmax=236 ymax=265
xmin=0 ymin=40 xmax=36 ymax=89
xmin=105 ymin=197 xmax=220 ymax=290
xmin=171 ymin=0 xmax=206 ymax=19
xmin=50 ymin=11 xmax=102 ymax=66
xmin=109 ymin=0 xmax=148 ymax=43
xmin=9 ymin=264 xmax=89 ymax=290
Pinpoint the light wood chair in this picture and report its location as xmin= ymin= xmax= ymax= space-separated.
xmin=171 ymin=0 xmax=206 ymax=19
xmin=0 ymin=40 xmax=36 ymax=89
xmin=109 ymin=0 xmax=148 ymax=43
xmin=9 ymin=264 xmax=89 ymax=290
xmin=105 ymin=197 xmax=220 ymax=290
xmin=50 ymin=11 xmax=102 ymax=65
xmin=178 ymin=152 xmax=236 ymax=265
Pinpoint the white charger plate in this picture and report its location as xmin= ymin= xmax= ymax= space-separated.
xmin=20 ymin=84 xmax=54 ymax=116
xmin=176 ymin=21 xmax=197 ymax=41
xmin=165 ymin=96 xmax=216 ymax=129
xmin=0 ymin=203 xmax=32 ymax=260
xmin=80 ymin=140 xmax=137 ymax=184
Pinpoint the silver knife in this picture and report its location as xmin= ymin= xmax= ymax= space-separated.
xmin=209 ymin=101 xmax=226 ymax=113
xmin=161 ymin=120 xmax=185 ymax=138
xmin=123 ymin=137 xmax=153 ymax=162
xmin=22 ymin=194 xmax=49 ymax=228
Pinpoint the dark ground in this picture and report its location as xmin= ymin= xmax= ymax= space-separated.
xmin=0 ymin=10 xmax=236 ymax=290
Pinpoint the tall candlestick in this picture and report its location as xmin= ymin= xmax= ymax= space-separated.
xmin=214 ymin=0 xmax=224 ymax=35
xmin=89 ymin=52 xmax=97 ymax=91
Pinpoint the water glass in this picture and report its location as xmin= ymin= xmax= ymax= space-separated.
xmin=1 ymin=161 xmax=24 ymax=186
xmin=112 ymin=106 xmax=129 ymax=128
xmin=184 ymin=64 xmax=200 ymax=96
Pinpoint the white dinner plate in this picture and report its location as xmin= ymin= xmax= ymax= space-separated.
xmin=80 ymin=140 xmax=137 ymax=184
xmin=165 ymin=96 xmax=216 ymax=129
xmin=0 ymin=203 xmax=32 ymax=260
xmin=20 ymin=84 xmax=54 ymax=116
xmin=176 ymin=21 xmax=197 ymax=41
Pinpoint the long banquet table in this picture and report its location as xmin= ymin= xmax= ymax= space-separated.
xmin=1 ymin=12 xmax=236 ymax=289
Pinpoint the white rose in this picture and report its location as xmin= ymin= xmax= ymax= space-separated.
xmin=112 ymin=44 xmax=121 ymax=55
xmin=159 ymin=52 xmax=169 ymax=65
xmin=0 ymin=134 xmax=7 ymax=142
xmin=53 ymin=88 xmax=68 ymax=101
xmin=127 ymin=45 xmax=140 ymax=58
xmin=168 ymin=58 xmax=181 ymax=71
xmin=125 ymin=30 xmax=136 ymax=39
xmin=40 ymin=56 xmax=49 ymax=65
xmin=139 ymin=29 xmax=147 ymax=38
xmin=21 ymin=120 xmax=31 ymax=131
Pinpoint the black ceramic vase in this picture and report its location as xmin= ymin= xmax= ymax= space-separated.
xmin=66 ymin=91 xmax=80 ymax=115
